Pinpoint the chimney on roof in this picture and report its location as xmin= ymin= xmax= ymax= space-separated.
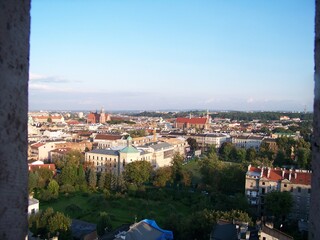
xmin=248 ymin=164 xmax=251 ymax=171
xmin=267 ymin=168 xmax=271 ymax=178
xmin=294 ymin=173 xmax=297 ymax=179
xmin=289 ymin=173 xmax=292 ymax=181
xmin=282 ymin=170 xmax=285 ymax=178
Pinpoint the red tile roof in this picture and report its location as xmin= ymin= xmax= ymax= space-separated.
xmin=31 ymin=143 xmax=45 ymax=149
xmin=28 ymin=164 xmax=56 ymax=172
xmin=176 ymin=117 xmax=208 ymax=125
xmin=67 ymin=120 xmax=80 ymax=125
xmin=248 ymin=166 xmax=311 ymax=185
xmin=32 ymin=115 xmax=63 ymax=119
xmin=95 ymin=134 xmax=123 ymax=140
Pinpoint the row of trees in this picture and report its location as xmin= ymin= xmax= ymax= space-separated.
xmin=28 ymin=150 xmax=194 ymax=202
xmin=190 ymin=136 xmax=312 ymax=169
xmin=132 ymin=110 xmax=313 ymax=121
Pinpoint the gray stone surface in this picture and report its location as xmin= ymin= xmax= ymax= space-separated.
xmin=0 ymin=0 xmax=30 ymax=239
xmin=310 ymin=0 xmax=320 ymax=239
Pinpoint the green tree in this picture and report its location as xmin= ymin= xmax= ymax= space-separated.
xmin=259 ymin=142 xmax=275 ymax=161
xmin=29 ymin=208 xmax=72 ymax=239
xmin=28 ymin=172 xmax=39 ymax=193
xmin=88 ymin=168 xmax=97 ymax=189
xmin=246 ymin=147 xmax=257 ymax=162
xmin=59 ymin=164 xmax=77 ymax=186
xmin=47 ymin=212 xmax=72 ymax=239
xmin=98 ymin=171 xmax=106 ymax=191
xmin=218 ymin=164 xmax=246 ymax=194
xmin=77 ymin=165 xmax=87 ymax=185
xmin=171 ymin=153 xmax=184 ymax=184
xmin=199 ymin=153 xmax=222 ymax=191
xmin=219 ymin=142 xmax=234 ymax=161
xmin=183 ymin=209 xmax=252 ymax=240
xmin=153 ymin=166 xmax=172 ymax=187
xmin=230 ymin=148 xmax=246 ymax=163
xmin=124 ymin=161 xmax=152 ymax=186
xmin=274 ymin=150 xmax=287 ymax=167
xmin=36 ymin=168 xmax=54 ymax=188
xmin=97 ymin=212 xmax=112 ymax=236
xmin=187 ymin=138 xmax=198 ymax=152
xmin=296 ymin=148 xmax=311 ymax=169
xmin=47 ymin=179 xmax=59 ymax=199
xmin=265 ymin=191 xmax=293 ymax=219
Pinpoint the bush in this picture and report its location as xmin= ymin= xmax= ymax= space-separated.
xmin=60 ymin=184 xmax=76 ymax=193
xmin=39 ymin=189 xmax=54 ymax=201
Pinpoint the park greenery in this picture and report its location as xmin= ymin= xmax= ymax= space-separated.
xmin=131 ymin=110 xmax=313 ymax=121
xmin=28 ymin=134 xmax=310 ymax=239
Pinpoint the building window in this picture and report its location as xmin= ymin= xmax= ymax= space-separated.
xmin=284 ymin=184 xmax=287 ymax=187
xmin=308 ymin=189 xmax=311 ymax=194
xmin=298 ymin=187 xmax=301 ymax=193
xmin=93 ymin=156 xmax=95 ymax=160
xmin=262 ymin=182 xmax=265 ymax=185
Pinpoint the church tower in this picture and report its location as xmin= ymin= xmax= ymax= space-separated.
xmin=99 ymin=107 xmax=106 ymax=123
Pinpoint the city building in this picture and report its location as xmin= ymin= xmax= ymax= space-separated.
xmin=232 ymin=135 xmax=264 ymax=150
xmin=245 ymin=165 xmax=311 ymax=220
xmin=85 ymin=137 xmax=152 ymax=174
xmin=175 ymin=116 xmax=210 ymax=130
xmin=87 ymin=107 xmax=110 ymax=124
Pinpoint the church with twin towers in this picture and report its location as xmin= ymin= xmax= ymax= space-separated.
xmin=86 ymin=107 xmax=111 ymax=124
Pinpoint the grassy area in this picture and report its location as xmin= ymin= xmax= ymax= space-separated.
xmin=182 ymin=159 xmax=202 ymax=183
xmin=40 ymin=190 xmax=192 ymax=229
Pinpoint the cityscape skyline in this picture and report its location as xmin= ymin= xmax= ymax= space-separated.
xmin=29 ymin=1 xmax=314 ymax=111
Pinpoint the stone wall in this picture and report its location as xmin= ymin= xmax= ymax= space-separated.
xmin=0 ymin=0 xmax=30 ymax=239
xmin=310 ymin=0 xmax=320 ymax=239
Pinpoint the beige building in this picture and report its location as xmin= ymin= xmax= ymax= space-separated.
xmin=85 ymin=137 xmax=183 ymax=174
xmin=158 ymin=137 xmax=189 ymax=156
xmin=29 ymin=141 xmax=64 ymax=161
xmin=232 ymin=135 xmax=264 ymax=150
xmin=245 ymin=165 xmax=311 ymax=220
xmin=85 ymin=137 xmax=152 ymax=174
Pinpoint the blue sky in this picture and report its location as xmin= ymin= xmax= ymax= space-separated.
xmin=29 ymin=0 xmax=314 ymax=111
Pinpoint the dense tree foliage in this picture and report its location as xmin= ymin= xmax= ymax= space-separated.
xmin=131 ymin=110 xmax=313 ymax=121
xmin=181 ymin=209 xmax=252 ymax=240
xmin=153 ymin=166 xmax=172 ymax=187
xmin=265 ymin=191 xmax=293 ymax=219
xmin=124 ymin=161 xmax=152 ymax=186
xmin=88 ymin=168 xmax=97 ymax=189
xmin=29 ymin=208 xmax=71 ymax=239
xmin=187 ymin=137 xmax=198 ymax=152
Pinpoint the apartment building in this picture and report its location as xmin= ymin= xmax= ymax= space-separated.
xmin=85 ymin=136 xmax=152 ymax=174
xmin=232 ymin=135 xmax=264 ymax=150
xmin=245 ymin=165 xmax=311 ymax=220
